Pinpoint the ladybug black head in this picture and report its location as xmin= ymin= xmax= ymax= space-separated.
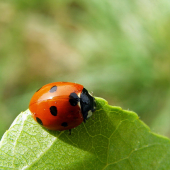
xmin=80 ymin=88 xmax=96 ymax=121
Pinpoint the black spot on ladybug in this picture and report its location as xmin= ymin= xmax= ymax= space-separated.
xmin=50 ymin=106 xmax=57 ymax=116
xmin=61 ymin=122 xmax=68 ymax=127
xmin=36 ymin=117 xmax=43 ymax=125
xmin=69 ymin=93 xmax=79 ymax=106
xmin=49 ymin=86 xmax=57 ymax=93
xmin=36 ymin=87 xmax=42 ymax=92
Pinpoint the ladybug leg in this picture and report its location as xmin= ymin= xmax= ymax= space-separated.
xmin=69 ymin=129 xmax=71 ymax=135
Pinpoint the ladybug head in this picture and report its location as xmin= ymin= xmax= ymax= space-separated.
xmin=80 ymin=88 xmax=96 ymax=121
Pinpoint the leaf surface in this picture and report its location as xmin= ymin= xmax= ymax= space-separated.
xmin=0 ymin=97 xmax=170 ymax=170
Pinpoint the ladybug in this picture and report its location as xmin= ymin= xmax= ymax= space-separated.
xmin=29 ymin=82 xmax=96 ymax=132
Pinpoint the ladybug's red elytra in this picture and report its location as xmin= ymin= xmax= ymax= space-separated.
xmin=29 ymin=82 xmax=96 ymax=131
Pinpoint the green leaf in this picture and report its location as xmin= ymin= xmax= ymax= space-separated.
xmin=0 ymin=97 xmax=170 ymax=170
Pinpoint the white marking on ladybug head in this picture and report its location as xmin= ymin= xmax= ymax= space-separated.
xmin=87 ymin=110 xmax=93 ymax=118
xmin=77 ymin=93 xmax=81 ymax=108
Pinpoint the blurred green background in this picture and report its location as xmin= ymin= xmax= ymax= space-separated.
xmin=1 ymin=0 xmax=170 ymax=139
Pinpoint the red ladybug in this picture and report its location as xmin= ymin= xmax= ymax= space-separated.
xmin=29 ymin=82 xmax=96 ymax=131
